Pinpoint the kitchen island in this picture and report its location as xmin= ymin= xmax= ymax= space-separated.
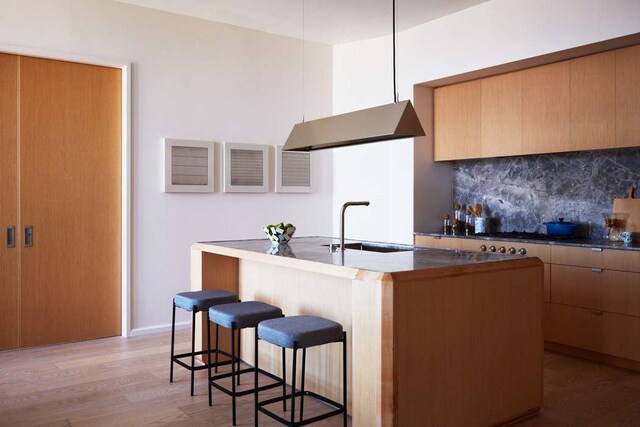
xmin=191 ymin=237 xmax=543 ymax=426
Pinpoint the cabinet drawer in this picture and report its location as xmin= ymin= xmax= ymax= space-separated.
xmin=551 ymin=265 xmax=640 ymax=317
xmin=549 ymin=303 xmax=640 ymax=362
xmin=414 ymin=235 xmax=460 ymax=250
xmin=551 ymin=245 xmax=640 ymax=272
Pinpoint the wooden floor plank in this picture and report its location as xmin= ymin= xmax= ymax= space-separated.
xmin=1 ymin=330 xmax=639 ymax=426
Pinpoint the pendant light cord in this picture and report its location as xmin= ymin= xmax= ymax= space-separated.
xmin=393 ymin=0 xmax=397 ymax=103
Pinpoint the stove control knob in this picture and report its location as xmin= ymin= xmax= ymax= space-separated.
xmin=479 ymin=245 xmax=487 ymax=252
xmin=508 ymin=247 xmax=516 ymax=254
xmin=489 ymin=246 xmax=496 ymax=252
xmin=518 ymin=248 xmax=527 ymax=255
xmin=498 ymin=246 xmax=506 ymax=253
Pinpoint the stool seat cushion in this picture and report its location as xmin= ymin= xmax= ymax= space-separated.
xmin=258 ymin=315 xmax=343 ymax=349
xmin=174 ymin=289 xmax=238 ymax=312
xmin=209 ymin=301 xmax=282 ymax=329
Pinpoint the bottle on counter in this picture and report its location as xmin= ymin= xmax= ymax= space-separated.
xmin=443 ymin=213 xmax=451 ymax=235
xmin=452 ymin=218 xmax=460 ymax=235
xmin=465 ymin=207 xmax=474 ymax=235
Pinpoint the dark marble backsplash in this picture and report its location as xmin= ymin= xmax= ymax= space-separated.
xmin=452 ymin=148 xmax=640 ymax=238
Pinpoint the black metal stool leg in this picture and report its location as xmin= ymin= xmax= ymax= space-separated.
xmin=170 ymin=301 xmax=176 ymax=383
xmin=207 ymin=312 xmax=212 ymax=406
xmin=254 ymin=330 xmax=259 ymax=427
xmin=343 ymin=332 xmax=347 ymax=427
xmin=290 ymin=347 xmax=297 ymax=426
xmin=190 ymin=309 xmax=196 ymax=396
xmin=300 ymin=348 xmax=306 ymax=422
xmin=215 ymin=324 xmax=220 ymax=373
xmin=231 ymin=324 xmax=237 ymax=426
xmin=282 ymin=346 xmax=287 ymax=412
xmin=237 ymin=329 xmax=241 ymax=386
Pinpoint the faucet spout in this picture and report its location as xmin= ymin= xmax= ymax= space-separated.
xmin=340 ymin=201 xmax=370 ymax=251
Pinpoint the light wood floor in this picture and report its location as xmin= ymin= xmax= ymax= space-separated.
xmin=0 ymin=331 xmax=639 ymax=426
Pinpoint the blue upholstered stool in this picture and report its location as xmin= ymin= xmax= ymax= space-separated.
xmin=208 ymin=301 xmax=285 ymax=426
xmin=255 ymin=315 xmax=347 ymax=427
xmin=170 ymin=289 xmax=238 ymax=396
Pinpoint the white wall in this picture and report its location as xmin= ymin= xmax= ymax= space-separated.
xmin=333 ymin=0 xmax=640 ymax=244
xmin=0 ymin=0 xmax=333 ymax=333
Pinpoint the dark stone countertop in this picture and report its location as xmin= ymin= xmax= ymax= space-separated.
xmin=414 ymin=231 xmax=640 ymax=252
xmin=195 ymin=236 xmax=538 ymax=275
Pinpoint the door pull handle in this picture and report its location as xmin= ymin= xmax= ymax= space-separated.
xmin=6 ymin=226 xmax=15 ymax=248
xmin=24 ymin=225 xmax=33 ymax=248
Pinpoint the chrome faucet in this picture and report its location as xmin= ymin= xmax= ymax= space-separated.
xmin=339 ymin=201 xmax=370 ymax=251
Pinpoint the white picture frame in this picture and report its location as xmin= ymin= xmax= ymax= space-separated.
xmin=164 ymin=138 xmax=215 ymax=193
xmin=275 ymin=146 xmax=313 ymax=193
xmin=223 ymin=142 xmax=268 ymax=193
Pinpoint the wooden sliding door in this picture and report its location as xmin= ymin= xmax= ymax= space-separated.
xmin=0 ymin=53 xmax=19 ymax=350
xmin=19 ymin=57 xmax=122 ymax=347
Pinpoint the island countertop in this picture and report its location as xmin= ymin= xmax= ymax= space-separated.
xmin=193 ymin=236 xmax=541 ymax=278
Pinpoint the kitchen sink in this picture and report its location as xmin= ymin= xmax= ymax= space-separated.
xmin=323 ymin=242 xmax=413 ymax=253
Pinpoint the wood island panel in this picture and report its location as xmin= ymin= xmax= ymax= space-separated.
xmin=392 ymin=266 xmax=542 ymax=426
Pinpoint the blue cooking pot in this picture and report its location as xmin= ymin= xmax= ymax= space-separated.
xmin=543 ymin=218 xmax=578 ymax=236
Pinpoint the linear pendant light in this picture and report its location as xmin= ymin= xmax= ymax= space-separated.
xmin=283 ymin=0 xmax=425 ymax=152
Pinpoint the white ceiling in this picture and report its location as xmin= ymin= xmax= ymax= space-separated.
xmin=114 ymin=0 xmax=488 ymax=45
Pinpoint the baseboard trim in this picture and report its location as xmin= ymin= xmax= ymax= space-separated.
xmin=129 ymin=321 xmax=190 ymax=337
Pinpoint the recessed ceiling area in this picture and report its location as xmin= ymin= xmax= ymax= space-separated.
xmin=114 ymin=0 xmax=488 ymax=45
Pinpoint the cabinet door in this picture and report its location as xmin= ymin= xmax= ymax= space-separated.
xmin=434 ymin=80 xmax=482 ymax=161
xmin=616 ymin=44 xmax=640 ymax=148
xmin=522 ymin=61 xmax=571 ymax=154
xmin=550 ymin=303 xmax=640 ymax=362
xmin=570 ymin=51 xmax=616 ymax=151
xmin=551 ymin=264 xmax=640 ymax=317
xmin=481 ymin=71 xmax=523 ymax=157
xmin=19 ymin=57 xmax=122 ymax=347
xmin=0 ymin=53 xmax=19 ymax=350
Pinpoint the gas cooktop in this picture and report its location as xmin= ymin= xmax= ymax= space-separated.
xmin=474 ymin=231 xmax=576 ymax=241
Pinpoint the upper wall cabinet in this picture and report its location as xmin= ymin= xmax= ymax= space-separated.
xmin=616 ymin=44 xmax=640 ymax=148
xmin=481 ymin=71 xmax=522 ymax=157
xmin=434 ymin=80 xmax=482 ymax=161
xmin=522 ymin=62 xmax=571 ymax=155
xmin=570 ymin=51 xmax=616 ymax=151
xmin=433 ymin=45 xmax=640 ymax=161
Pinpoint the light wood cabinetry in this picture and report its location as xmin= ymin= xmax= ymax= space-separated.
xmin=548 ymin=245 xmax=640 ymax=370
xmin=570 ymin=51 xmax=616 ymax=151
xmin=549 ymin=304 xmax=640 ymax=363
xmin=551 ymin=265 xmax=640 ymax=317
xmin=0 ymin=53 xmax=19 ymax=351
xmin=0 ymin=55 xmax=121 ymax=349
xmin=434 ymin=80 xmax=482 ymax=161
xmin=616 ymin=44 xmax=640 ymax=147
xmin=551 ymin=245 xmax=640 ymax=272
xmin=522 ymin=61 xmax=571 ymax=154
xmin=433 ymin=45 xmax=640 ymax=160
xmin=481 ymin=71 xmax=522 ymax=157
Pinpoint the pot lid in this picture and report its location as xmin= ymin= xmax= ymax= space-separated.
xmin=543 ymin=217 xmax=578 ymax=226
